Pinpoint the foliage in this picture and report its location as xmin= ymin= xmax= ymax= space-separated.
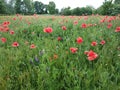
xmin=114 ymin=0 xmax=120 ymax=4
xmin=0 ymin=0 xmax=6 ymax=14
xmin=110 ymin=4 xmax=120 ymax=15
xmin=21 ymin=0 xmax=34 ymax=14
xmin=0 ymin=0 xmax=120 ymax=15
xmin=47 ymin=1 xmax=56 ymax=14
xmin=95 ymin=0 xmax=120 ymax=15
xmin=60 ymin=7 xmax=71 ymax=15
xmin=6 ymin=0 xmax=16 ymax=15
xmin=34 ymin=1 xmax=46 ymax=14
xmin=60 ymin=6 xmax=93 ymax=16
xmin=0 ymin=15 xmax=120 ymax=90
xmin=15 ymin=0 xmax=21 ymax=14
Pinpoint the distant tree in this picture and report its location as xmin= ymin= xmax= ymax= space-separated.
xmin=110 ymin=4 xmax=120 ymax=15
xmin=6 ymin=0 xmax=16 ymax=14
xmin=34 ymin=1 xmax=45 ymax=14
xmin=47 ymin=1 xmax=56 ymax=14
xmin=71 ymin=7 xmax=81 ymax=15
xmin=85 ymin=5 xmax=94 ymax=15
xmin=15 ymin=0 xmax=21 ymax=13
xmin=60 ymin=7 xmax=71 ymax=15
xmin=95 ymin=6 xmax=103 ymax=15
xmin=55 ymin=9 xmax=59 ymax=14
xmin=44 ymin=4 xmax=48 ymax=14
xmin=19 ymin=0 xmax=34 ymax=14
xmin=0 ymin=0 xmax=6 ymax=14
xmin=114 ymin=0 xmax=120 ymax=4
xmin=102 ymin=0 xmax=113 ymax=15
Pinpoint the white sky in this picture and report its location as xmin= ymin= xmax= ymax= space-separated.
xmin=33 ymin=0 xmax=105 ymax=10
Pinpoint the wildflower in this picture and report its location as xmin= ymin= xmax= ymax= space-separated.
xmin=62 ymin=26 xmax=67 ymax=30
xmin=1 ymin=37 xmax=7 ymax=43
xmin=10 ymin=30 xmax=14 ymax=35
xmin=12 ymin=42 xmax=19 ymax=47
xmin=76 ymin=37 xmax=83 ymax=44
xmin=30 ymin=44 xmax=36 ymax=49
xmin=39 ymin=49 xmax=45 ymax=56
xmin=100 ymin=40 xmax=106 ymax=45
xmin=115 ymin=27 xmax=120 ymax=32
xmin=13 ymin=18 xmax=16 ymax=20
xmin=43 ymin=27 xmax=53 ymax=33
xmin=84 ymin=51 xmax=89 ymax=55
xmin=107 ymin=23 xmax=112 ymax=29
xmin=81 ymin=23 xmax=87 ymax=28
xmin=91 ymin=41 xmax=97 ymax=46
xmin=73 ymin=21 xmax=78 ymax=25
xmin=2 ymin=21 xmax=10 ymax=26
xmin=57 ymin=36 xmax=62 ymax=41
xmin=70 ymin=47 xmax=78 ymax=53
xmin=53 ymin=54 xmax=58 ymax=59
xmin=34 ymin=56 xmax=39 ymax=62
xmin=86 ymin=50 xmax=98 ymax=61
xmin=4 ymin=27 xmax=9 ymax=32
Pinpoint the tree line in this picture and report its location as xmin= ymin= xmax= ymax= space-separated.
xmin=0 ymin=0 xmax=120 ymax=15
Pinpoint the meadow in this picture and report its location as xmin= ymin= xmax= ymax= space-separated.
xmin=0 ymin=14 xmax=120 ymax=90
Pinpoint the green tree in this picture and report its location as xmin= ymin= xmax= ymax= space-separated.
xmin=85 ymin=5 xmax=94 ymax=15
xmin=6 ymin=0 xmax=16 ymax=14
xmin=111 ymin=4 xmax=120 ymax=15
xmin=55 ymin=9 xmax=59 ymax=14
xmin=101 ymin=0 xmax=113 ymax=15
xmin=114 ymin=0 xmax=120 ymax=4
xmin=71 ymin=7 xmax=81 ymax=15
xmin=34 ymin=1 xmax=45 ymax=14
xmin=47 ymin=1 xmax=56 ymax=14
xmin=60 ymin=7 xmax=71 ymax=15
xmin=0 ymin=0 xmax=6 ymax=14
xmin=15 ymin=0 xmax=21 ymax=13
xmin=22 ymin=0 xmax=34 ymax=14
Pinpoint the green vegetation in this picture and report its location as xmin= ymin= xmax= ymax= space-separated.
xmin=0 ymin=0 xmax=120 ymax=15
xmin=0 ymin=15 xmax=120 ymax=90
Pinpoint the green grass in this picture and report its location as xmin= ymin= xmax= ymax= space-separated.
xmin=0 ymin=15 xmax=120 ymax=90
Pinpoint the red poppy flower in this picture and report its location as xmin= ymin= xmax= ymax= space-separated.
xmin=70 ymin=47 xmax=78 ymax=53
xmin=62 ymin=26 xmax=67 ymax=30
xmin=16 ymin=14 xmax=19 ymax=17
xmin=100 ymin=40 xmax=106 ymax=45
xmin=43 ymin=27 xmax=53 ymax=33
xmin=73 ymin=21 xmax=78 ymax=25
xmin=1 ymin=37 xmax=7 ymax=43
xmin=10 ymin=30 xmax=14 ymax=35
xmin=81 ymin=23 xmax=87 ymax=28
xmin=0 ymin=26 xmax=3 ymax=32
xmin=84 ymin=51 xmax=89 ymax=55
xmin=13 ymin=18 xmax=16 ymax=20
xmin=57 ymin=37 xmax=62 ymax=41
xmin=91 ymin=41 xmax=97 ymax=46
xmin=76 ymin=37 xmax=83 ymax=44
xmin=115 ymin=27 xmax=120 ymax=32
xmin=12 ymin=42 xmax=19 ymax=47
xmin=30 ymin=44 xmax=36 ymax=49
xmin=4 ymin=27 xmax=9 ymax=32
xmin=87 ymin=50 xmax=98 ymax=61
xmin=100 ymin=19 xmax=105 ymax=23
xmin=2 ymin=21 xmax=10 ymax=27
xmin=107 ymin=23 xmax=112 ymax=29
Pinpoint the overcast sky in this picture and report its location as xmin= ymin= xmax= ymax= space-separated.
xmin=33 ymin=0 xmax=105 ymax=10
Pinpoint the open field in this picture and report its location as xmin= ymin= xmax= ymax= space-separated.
xmin=0 ymin=15 xmax=120 ymax=90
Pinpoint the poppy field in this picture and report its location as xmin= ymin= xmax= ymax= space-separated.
xmin=0 ymin=15 xmax=120 ymax=90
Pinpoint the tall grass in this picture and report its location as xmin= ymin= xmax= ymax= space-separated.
xmin=0 ymin=15 xmax=120 ymax=90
